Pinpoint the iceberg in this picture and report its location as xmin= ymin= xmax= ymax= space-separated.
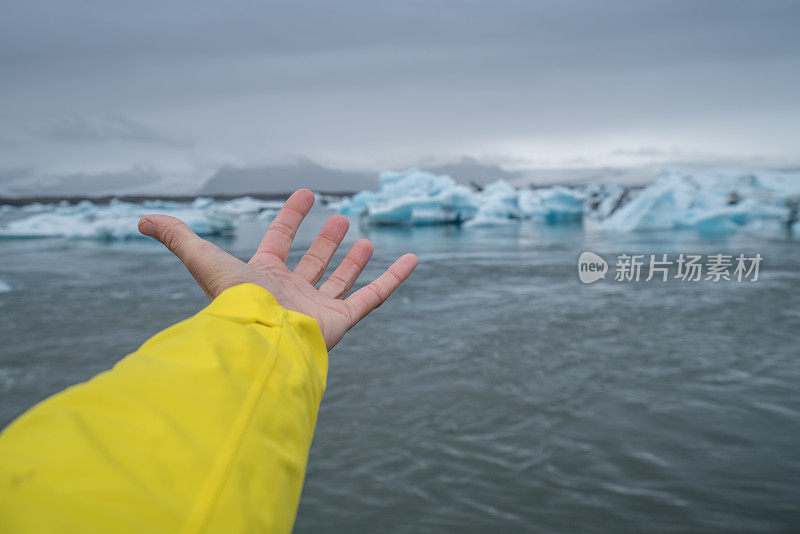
xmin=518 ymin=185 xmax=586 ymax=222
xmin=600 ymin=169 xmax=798 ymax=233
xmin=331 ymin=166 xmax=800 ymax=234
xmin=203 ymin=196 xmax=282 ymax=219
xmin=0 ymin=196 xmax=279 ymax=240
xmin=337 ymin=168 xmax=593 ymax=227
xmin=359 ymin=169 xmax=478 ymax=225
xmin=335 ymin=190 xmax=378 ymax=215
xmin=0 ymin=279 xmax=11 ymax=293
xmin=464 ymin=180 xmax=520 ymax=227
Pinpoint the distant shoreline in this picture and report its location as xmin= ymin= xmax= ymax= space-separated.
xmin=0 ymin=191 xmax=358 ymax=207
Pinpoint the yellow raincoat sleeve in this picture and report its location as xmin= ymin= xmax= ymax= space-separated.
xmin=0 ymin=283 xmax=328 ymax=534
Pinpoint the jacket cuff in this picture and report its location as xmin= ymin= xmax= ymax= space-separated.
xmin=202 ymin=283 xmax=328 ymax=375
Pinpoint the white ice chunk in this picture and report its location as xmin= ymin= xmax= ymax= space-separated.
xmin=357 ymin=169 xmax=478 ymax=225
xmin=338 ymin=166 xmax=800 ymax=233
xmin=336 ymin=190 xmax=378 ymax=215
xmin=518 ymin=185 xmax=586 ymax=222
xmin=205 ymin=196 xmax=281 ymax=220
xmin=464 ymin=180 xmax=520 ymax=227
xmin=600 ymin=169 xmax=795 ymax=233
xmin=0 ymin=198 xmax=242 ymax=239
xmin=343 ymin=170 xmax=592 ymax=227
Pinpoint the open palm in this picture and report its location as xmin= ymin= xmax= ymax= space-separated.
xmin=138 ymin=189 xmax=418 ymax=350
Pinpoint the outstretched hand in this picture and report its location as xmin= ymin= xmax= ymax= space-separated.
xmin=138 ymin=189 xmax=418 ymax=350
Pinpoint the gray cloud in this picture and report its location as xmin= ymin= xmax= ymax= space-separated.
xmin=2 ymin=0 xmax=800 ymax=195
xmin=34 ymin=116 xmax=191 ymax=149
xmin=0 ymin=167 xmax=162 ymax=197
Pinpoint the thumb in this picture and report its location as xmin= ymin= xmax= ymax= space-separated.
xmin=138 ymin=214 xmax=204 ymax=259
xmin=138 ymin=215 xmax=235 ymax=298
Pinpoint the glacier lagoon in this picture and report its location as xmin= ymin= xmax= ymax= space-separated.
xmin=1 ymin=173 xmax=799 ymax=532
xmin=2 ymin=167 xmax=799 ymax=241
xmin=0 ymin=196 xmax=281 ymax=239
xmin=336 ymin=167 xmax=800 ymax=238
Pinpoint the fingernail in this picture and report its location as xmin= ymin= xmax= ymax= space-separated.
xmin=138 ymin=218 xmax=155 ymax=237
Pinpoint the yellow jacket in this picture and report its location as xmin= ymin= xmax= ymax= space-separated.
xmin=0 ymin=284 xmax=328 ymax=533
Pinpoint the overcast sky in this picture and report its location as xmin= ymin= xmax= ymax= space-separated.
xmin=2 ymin=0 xmax=800 ymax=194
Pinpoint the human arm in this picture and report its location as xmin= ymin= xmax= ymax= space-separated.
xmin=0 ymin=189 xmax=417 ymax=533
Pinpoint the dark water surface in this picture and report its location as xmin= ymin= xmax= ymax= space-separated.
xmin=1 ymin=208 xmax=799 ymax=532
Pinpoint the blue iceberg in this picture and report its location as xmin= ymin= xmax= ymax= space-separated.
xmin=518 ymin=185 xmax=586 ymax=222
xmin=337 ymin=167 xmax=800 ymax=234
xmin=357 ymin=169 xmax=478 ymax=225
xmin=0 ymin=196 xmax=279 ymax=240
xmin=338 ymin=169 xmax=593 ymax=227
xmin=334 ymin=190 xmax=378 ymax=216
xmin=464 ymin=180 xmax=520 ymax=227
xmin=600 ymin=169 xmax=798 ymax=234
